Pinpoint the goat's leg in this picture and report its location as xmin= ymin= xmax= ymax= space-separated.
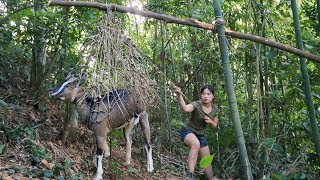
xmin=139 ymin=112 xmax=154 ymax=172
xmin=124 ymin=121 xmax=134 ymax=165
xmin=94 ymin=132 xmax=108 ymax=180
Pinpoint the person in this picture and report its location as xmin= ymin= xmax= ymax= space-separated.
xmin=174 ymin=85 xmax=219 ymax=180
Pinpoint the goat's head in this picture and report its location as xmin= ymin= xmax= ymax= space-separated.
xmin=50 ymin=73 xmax=86 ymax=102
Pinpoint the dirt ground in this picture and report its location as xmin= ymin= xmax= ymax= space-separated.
xmin=0 ymin=92 xmax=186 ymax=180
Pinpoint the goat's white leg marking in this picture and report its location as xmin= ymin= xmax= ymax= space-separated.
xmin=139 ymin=112 xmax=154 ymax=172
xmin=124 ymin=120 xmax=134 ymax=165
xmin=94 ymin=155 xmax=103 ymax=180
xmin=145 ymin=145 xmax=154 ymax=172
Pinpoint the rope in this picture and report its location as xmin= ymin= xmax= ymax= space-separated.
xmin=214 ymin=16 xmax=226 ymax=31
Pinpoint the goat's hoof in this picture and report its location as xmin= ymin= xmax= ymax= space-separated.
xmin=104 ymin=151 xmax=110 ymax=157
xmin=94 ymin=175 xmax=103 ymax=180
xmin=147 ymin=166 xmax=154 ymax=172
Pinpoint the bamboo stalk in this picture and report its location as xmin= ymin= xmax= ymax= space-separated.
xmin=291 ymin=0 xmax=320 ymax=165
xmin=213 ymin=0 xmax=253 ymax=179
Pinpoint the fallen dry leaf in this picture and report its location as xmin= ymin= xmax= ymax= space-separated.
xmin=1 ymin=173 xmax=14 ymax=180
xmin=29 ymin=111 xmax=37 ymax=121
xmin=41 ymin=159 xmax=53 ymax=169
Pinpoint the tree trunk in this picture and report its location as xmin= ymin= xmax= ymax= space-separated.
xmin=213 ymin=0 xmax=253 ymax=179
xmin=30 ymin=0 xmax=46 ymax=99
xmin=62 ymin=102 xmax=78 ymax=145
xmin=291 ymin=0 xmax=320 ymax=165
xmin=58 ymin=7 xmax=71 ymax=81
xmin=59 ymin=7 xmax=78 ymax=144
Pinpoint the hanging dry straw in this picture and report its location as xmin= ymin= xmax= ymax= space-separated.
xmin=76 ymin=11 xmax=159 ymax=110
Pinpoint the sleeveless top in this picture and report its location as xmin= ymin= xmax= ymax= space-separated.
xmin=184 ymin=100 xmax=219 ymax=135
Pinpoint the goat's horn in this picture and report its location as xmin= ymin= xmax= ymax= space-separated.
xmin=50 ymin=76 xmax=78 ymax=96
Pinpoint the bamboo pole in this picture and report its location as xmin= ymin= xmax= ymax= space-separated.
xmin=213 ymin=0 xmax=253 ymax=179
xmin=290 ymin=0 xmax=320 ymax=165
xmin=48 ymin=0 xmax=320 ymax=64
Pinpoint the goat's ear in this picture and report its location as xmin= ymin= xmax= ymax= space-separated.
xmin=78 ymin=73 xmax=86 ymax=86
xmin=65 ymin=68 xmax=75 ymax=77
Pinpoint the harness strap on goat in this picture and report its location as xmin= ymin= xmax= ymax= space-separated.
xmin=82 ymin=92 xmax=140 ymax=127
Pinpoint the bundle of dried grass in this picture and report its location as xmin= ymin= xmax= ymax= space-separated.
xmin=77 ymin=12 xmax=159 ymax=110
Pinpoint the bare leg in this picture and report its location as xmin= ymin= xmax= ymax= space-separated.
xmin=184 ymin=133 xmax=200 ymax=174
xmin=139 ymin=112 xmax=154 ymax=172
xmin=199 ymin=146 xmax=214 ymax=179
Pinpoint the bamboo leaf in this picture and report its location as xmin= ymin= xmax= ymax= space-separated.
xmin=266 ymin=50 xmax=278 ymax=59
xmin=304 ymin=44 xmax=313 ymax=50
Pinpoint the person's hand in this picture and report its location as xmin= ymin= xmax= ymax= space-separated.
xmin=173 ymin=86 xmax=182 ymax=96
xmin=204 ymin=116 xmax=213 ymax=124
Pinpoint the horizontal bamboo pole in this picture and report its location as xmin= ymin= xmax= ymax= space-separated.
xmin=48 ymin=0 xmax=320 ymax=64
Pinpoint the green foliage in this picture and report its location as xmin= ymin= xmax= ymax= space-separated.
xmin=271 ymin=172 xmax=308 ymax=180
xmin=6 ymin=125 xmax=34 ymax=141
xmin=170 ymin=118 xmax=184 ymax=129
xmin=43 ymin=171 xmax=52 ymax=178
xmin=199 ymin=154 xmax=215 ymax=169
xmin=0 ymin=100 xmax=7 ymax=106
xmin=64 ymin=157 xmax=72 ymax=169
xmin=109 ymin=161 xmax=121 ymax=176
xmin=0 ymin=144 xmax=5 ymax=154
xmin=1 ymin=0 xmax=320 ymax=178
xmin=53 ymin=165 xmax=63 ymax=177
xmin=127 ymin=166 xmax=139 ymax=176
xmin=30 ymin=145 xmax=52 ymax=160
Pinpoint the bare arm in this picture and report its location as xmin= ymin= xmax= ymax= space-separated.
xmin=174 ymin=86 xmax=194 ymax=113
xmin=204 ymin=116 xmax=218 ymax=129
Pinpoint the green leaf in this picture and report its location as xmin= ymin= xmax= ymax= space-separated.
xmin=127 ymin=166 xmax=138 ymax=174
xmin=266 ymin=50 xmax=277 ymax=59
xmin=0 ymin=144 xmax=5 ymax=154
xmin=0 ymin=99 xmax=7 ymax=106
xmin=32 ymin=155 xmax=41 ymax=165
xmin=53 ymin=165 xmax=62 ymax=176
xmin=199 ymin=154 xmax=215 ymax=169
xmin=38 ymin=103 xmax=47 ymax=112
xmin=272 ymin=173 xmax=287 ymax=180
xmin=43 ymin=171 xmax=51 ymax=178
xmin=304 ymin=44 xmax=313 ymax=50
xmin=299 ymin=173 xmax=306 ymax=179
xmin=64 ymin=157 xmax=72 ymax=168
xmin=266 ymin=138 xmax=274 ymax=146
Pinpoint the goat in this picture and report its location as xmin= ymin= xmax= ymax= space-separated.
xmin=50 ymin=73 xmax=153 ymax=180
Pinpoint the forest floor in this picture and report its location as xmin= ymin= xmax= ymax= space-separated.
xmin=0 ymin=86 xmax=188 ymax=180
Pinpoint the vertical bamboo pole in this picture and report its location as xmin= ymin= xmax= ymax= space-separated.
xmin=290 ymin=0 xmax=320 ymax=164
xmin=213 ymin=0 xmax=253 ymax=179
xmin=317 ymin=0 xmax=320 ymax=34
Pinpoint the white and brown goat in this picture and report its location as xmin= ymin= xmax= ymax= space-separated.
xmin=50 ymin=74 xmax=153 ymax=180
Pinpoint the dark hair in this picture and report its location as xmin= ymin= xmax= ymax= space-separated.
xmin=200 ymin=85 xmax=215 ymax=95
